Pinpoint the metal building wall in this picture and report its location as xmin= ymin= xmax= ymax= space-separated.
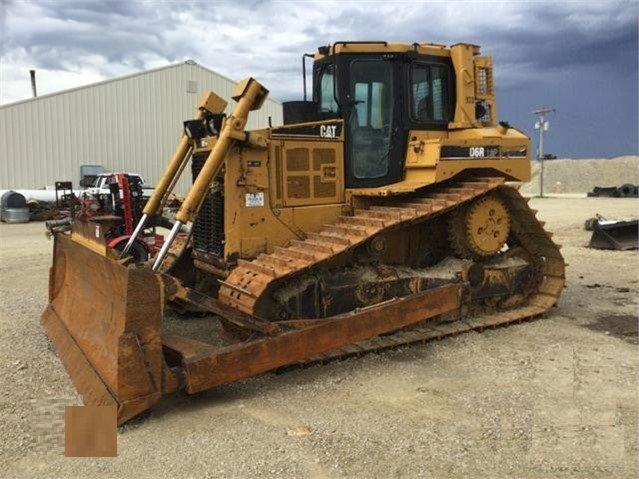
xmin=0 ymin=62 xmax=283 ymax=193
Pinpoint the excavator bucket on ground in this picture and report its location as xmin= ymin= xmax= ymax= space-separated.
xmin=589 ymin=219 xmax=639 ymax=250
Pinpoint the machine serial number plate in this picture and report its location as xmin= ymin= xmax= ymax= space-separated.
xmin=245 ymin=192 xmax=264 ymax=207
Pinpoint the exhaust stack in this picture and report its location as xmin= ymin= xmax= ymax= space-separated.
xmin=30 ymin=70 xmax=37 ymax=98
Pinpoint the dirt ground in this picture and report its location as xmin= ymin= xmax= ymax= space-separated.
xmin=0 ymin=196 xmax=637 ymax=479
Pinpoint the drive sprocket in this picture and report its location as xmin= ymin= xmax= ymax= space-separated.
xmin=449 ymin=194 xmax=510 ymax=258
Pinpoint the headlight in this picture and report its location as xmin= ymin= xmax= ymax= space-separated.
xmin=183 ymin=120 xmax=208 ymax=140
xmin=205 ymin=113 xmax=226 ymax=136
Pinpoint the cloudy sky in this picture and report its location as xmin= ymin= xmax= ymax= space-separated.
xmin=1 ymin=0 xmax=637 ymax=158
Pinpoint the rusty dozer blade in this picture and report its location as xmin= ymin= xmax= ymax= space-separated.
xmin=41 ymin=233 xmax=174 ymax=425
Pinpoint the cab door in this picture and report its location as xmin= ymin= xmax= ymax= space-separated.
xmin=340 ymin=58 xmax=404 ymax=188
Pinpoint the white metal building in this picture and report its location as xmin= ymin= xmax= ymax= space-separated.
xmin=0 ymin=61 xmax=283 ymax=193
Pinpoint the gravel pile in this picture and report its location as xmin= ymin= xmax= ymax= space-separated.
xmin=520 ymin=156 xmax=639 ymax=195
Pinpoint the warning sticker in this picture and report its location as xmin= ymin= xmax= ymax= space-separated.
xmin=245 ymin=192 xmax=264 ymax=208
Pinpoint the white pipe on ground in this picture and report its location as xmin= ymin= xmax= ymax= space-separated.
xmin=0 ymin=189 xmax=87 ymax=203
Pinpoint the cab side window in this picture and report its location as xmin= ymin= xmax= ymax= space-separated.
xmin=411 ymin=64 xmax=451 ymax=122
xmin=319 ymin=64 xmax=337 ymax=113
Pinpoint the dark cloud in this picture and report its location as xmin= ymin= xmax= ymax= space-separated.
xmin=493 ymin=8 xmax=638 ymax=73
xmin=38 ymin=0 xmax=144 ymax=20
xmin=3 ymin=0 xmax=187 ymax=69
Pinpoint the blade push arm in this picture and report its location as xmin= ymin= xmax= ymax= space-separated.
xmin=152 ymin=78 xmax=269 ymax=271
xmin=120 ymin=91 xmax=228 ymax=257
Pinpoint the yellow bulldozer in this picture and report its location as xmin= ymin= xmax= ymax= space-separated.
xmin=42 ymin=41 xmax=565 ymax=425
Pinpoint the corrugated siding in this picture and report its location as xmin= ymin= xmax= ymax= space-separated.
xmin=0 ymin=63 xmax=283 ymax=193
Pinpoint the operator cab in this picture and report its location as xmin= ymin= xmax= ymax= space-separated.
xmin=283 ymin=42 xmax=457 ymax=188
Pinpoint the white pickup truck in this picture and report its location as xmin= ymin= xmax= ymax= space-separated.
xmin=86 ymin=173 xmax=154 ymax=197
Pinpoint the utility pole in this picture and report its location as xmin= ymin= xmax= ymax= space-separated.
xmin=533 ymin=107 xmax=555 ymax=198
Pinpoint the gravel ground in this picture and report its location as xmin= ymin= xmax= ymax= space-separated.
xmin=1 ymin=196 xmax=637 ymax=479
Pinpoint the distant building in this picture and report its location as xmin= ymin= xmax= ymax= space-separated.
xmin=0 ymin=61 xmax=283 ymax=192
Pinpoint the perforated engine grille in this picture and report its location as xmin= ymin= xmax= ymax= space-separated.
xmin=191 ymin=153 xmax=224 ymax=257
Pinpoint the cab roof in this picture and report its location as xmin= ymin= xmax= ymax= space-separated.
xmin=314 ymin=41 xmax=480 ymax=60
